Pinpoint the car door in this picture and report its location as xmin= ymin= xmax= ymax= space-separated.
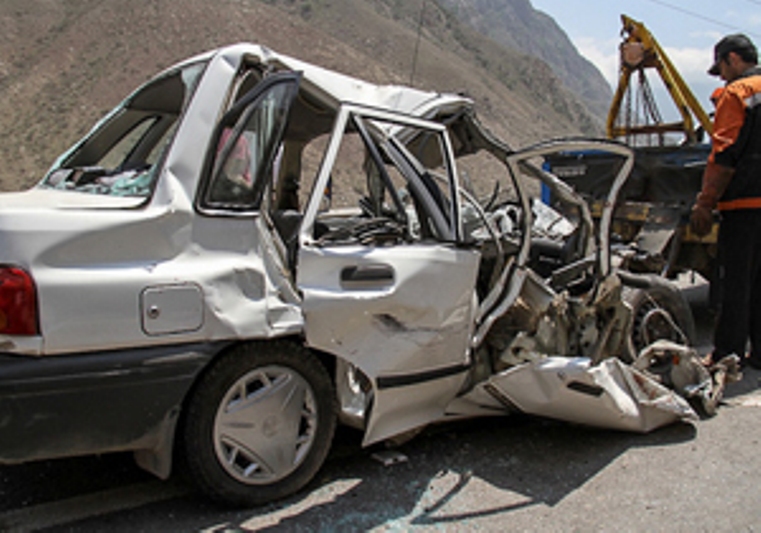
xmin=296 ymin=107 xmax=481 ymax=445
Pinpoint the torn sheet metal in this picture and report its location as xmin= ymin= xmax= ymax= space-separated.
xmin=633 ymin=340 xmax=742 ymax=417
xmin=531 ymin=198 xmax=575 ymax=239
xmin=482 ymin=355 xmax=698 ymax=432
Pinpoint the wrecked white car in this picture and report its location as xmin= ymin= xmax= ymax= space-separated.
xmin=0 ymin=44 xmax=723 ymax=507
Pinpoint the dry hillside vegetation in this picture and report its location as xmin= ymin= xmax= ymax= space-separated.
xmin=0 ymin=0 xmax=602 ymax=191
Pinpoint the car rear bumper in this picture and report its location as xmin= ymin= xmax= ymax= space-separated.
xmin=0 ymin=342 xmax=225 ymax=464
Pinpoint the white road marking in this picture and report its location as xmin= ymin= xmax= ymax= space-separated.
xmin=0 ymin=480 xmax=187 ymax=532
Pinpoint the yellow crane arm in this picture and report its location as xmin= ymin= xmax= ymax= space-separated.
xmin=607 ymin=14 xmax=713 ymax=143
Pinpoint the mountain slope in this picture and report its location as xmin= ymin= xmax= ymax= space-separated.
xmin=439 ymin=0 xmax=613 ymax=122
xmin=0 ymin=0 xmax=605 ymax=191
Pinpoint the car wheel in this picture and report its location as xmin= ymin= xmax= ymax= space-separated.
xmin=623 ymin=280 xmax=696 ymax=357
xmin=182 ymin=341 xmax=336 ymax=507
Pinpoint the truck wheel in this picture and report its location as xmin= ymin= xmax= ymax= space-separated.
xmin=623 ymin=281 xmax=696 ymax=357
xmin=182 ymin=341 xmax=336 ymax=507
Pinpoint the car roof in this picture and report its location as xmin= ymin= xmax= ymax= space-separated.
xmin=176 ymin=42 xmax=474 ymax=119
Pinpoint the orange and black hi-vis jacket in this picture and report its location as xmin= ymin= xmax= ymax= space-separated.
xmin=711 ymin=66 xmax=761 ymax=211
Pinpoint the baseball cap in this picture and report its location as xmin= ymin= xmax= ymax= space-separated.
xmin=708 ymin=34 xmax=757 ymax=75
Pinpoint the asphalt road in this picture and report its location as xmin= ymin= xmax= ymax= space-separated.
xmin=1 ymin=278 xmax=760 ymax=532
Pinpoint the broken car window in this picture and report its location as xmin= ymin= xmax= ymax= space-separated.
xmin=306 ymin=112 xmax=456 ymax=246
xmin=39 ymin=61 xmax=207 ymax=198
xmin=204 ymin=74 xmax=300 ymax=210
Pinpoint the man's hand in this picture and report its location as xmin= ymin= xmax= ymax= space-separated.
xmin=690 ymin=162 xmax=733 ymax=237
xmin=690 ymin=204 xmax=714 ymax=237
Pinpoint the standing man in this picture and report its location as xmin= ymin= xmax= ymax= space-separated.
xmin=690 ymin=34 xmax=761 ymax=369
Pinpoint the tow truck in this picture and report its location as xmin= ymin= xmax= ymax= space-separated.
xmin=545 ymin=14 xmax=719 ymax=352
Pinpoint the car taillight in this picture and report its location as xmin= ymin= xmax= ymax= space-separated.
xmin=0 ymin=266 xmax=39 ymax=335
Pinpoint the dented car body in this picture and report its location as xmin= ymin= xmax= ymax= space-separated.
xmin=0 ymin=44 xmax=718 ymax=506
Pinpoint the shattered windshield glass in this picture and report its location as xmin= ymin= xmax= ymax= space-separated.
xmin=39 ymin=61 xmax=207 ymax=198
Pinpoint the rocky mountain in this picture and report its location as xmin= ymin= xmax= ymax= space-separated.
xmin=439 ymin=0 xmax=613 ymax=122
xmin=0 ymin=0 xmax=611 ymax=191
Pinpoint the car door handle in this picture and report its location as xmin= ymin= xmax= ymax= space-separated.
xmin=340 ymin=264 xmax=395 ymax=288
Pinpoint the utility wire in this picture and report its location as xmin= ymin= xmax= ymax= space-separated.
xmin=410 ymin=0 xmax=427 ymax=86
xmin=642 ymin=0 xmax=761 ymax=40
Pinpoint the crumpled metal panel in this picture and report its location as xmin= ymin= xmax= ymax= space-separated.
xmin=299 ymin=243 xmax=480 ymax=445
xmin=299 ymin=244 xmax=479 ymax=376
xmin=632 ymin=339 xmax=741 ymax=417
xmin=0 ymin=203 xmax=301 ymax=354
xmin=482 ymin=356 xmax=698 ymax=432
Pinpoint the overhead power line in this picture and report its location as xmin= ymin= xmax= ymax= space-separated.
xmin=642 ymin=0 xmax=761 ymax=40
xmin=410 ymin=0 xmax=427 ymax=86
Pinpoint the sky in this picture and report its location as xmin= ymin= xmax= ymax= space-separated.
xmin=530 ymin=0 xmax=761 ymax=115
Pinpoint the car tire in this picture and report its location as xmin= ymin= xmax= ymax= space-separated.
xmin=623 ymin=280 xmax=696 ymax=357
xmin=182 ymin=340 xmax=336 ymax=507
